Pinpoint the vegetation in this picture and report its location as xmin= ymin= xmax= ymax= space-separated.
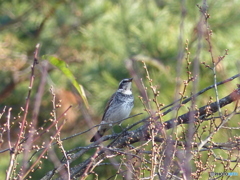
xmin=0 ymin=0 xmax=240 ymax=179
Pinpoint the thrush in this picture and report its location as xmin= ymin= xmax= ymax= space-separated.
xmin=90 ymin=78 xmax=134 ymax=142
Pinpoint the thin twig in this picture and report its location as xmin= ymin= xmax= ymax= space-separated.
xmin=5 ymin=44 xmax=40 ymax=180
xmin=21 ymin=45 xmax=47 ymax=176
xmin=22 ymin=120 xmax=66 ymax=180
xmin=51 ymin=86 xmax=71 ymax=180
xmin=80 ymin=147 xmax=101 ymax=180
xmin=13 ymin=44 xmax=40 ymax=153
xmin=28 ymin=105 xmax=72 ymax=162
xmin=61 ymin=113 xmax=143 ymax=143
xmin=5 ymin=108 xmax=13 ymax=180
xmin=161 ymin=73 xmax=240 ymax=115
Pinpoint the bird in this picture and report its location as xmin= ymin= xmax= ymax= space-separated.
xmin=90 ymin=78 xmax=134 ymax=142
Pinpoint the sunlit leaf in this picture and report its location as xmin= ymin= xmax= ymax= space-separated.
xmin=44 ymin=55 xmax=89 ymax=109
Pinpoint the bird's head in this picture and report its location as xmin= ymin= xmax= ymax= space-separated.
xmin=117 ymin=78 xmax=133 ymax=95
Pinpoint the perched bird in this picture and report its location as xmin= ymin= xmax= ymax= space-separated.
xmin=90 ymin=78 xmax=134 ymax=142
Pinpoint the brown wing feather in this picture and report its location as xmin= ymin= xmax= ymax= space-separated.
xmin=101 ymin=92 xmax=116 ymax=121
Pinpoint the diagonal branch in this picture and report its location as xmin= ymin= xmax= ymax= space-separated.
xmin=164 ymin=84 xmax=240 ymax=129
xmin=110 ymin=84 xmax=240 ymax=148
xmin=41 ymin=85 xmax=240 ymax=179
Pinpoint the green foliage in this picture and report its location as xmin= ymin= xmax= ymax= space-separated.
xmin=1 ymin=0 xmax=240 ymax=179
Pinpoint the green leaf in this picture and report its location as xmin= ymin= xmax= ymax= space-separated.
xmin=44 ymin=55 xmax=89 ymax=109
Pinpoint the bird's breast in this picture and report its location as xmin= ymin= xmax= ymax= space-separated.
xmin=104 ymin=93 xmax=134 ymax=123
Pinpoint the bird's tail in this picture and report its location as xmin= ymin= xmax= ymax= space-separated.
xmin=90 ymin=130 xmax=104 ymax=142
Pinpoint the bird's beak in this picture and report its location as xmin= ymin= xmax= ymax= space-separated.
xmin=128 ymin=78 xmax=133 ymax=82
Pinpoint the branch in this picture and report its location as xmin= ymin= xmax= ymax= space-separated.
xmin=41 ymin=84 xmax=240 ymax=179
xmin=161 ymin=73 xmax=240 ymax=113
xmin=164 ymin=84 xmax=240 ymax=129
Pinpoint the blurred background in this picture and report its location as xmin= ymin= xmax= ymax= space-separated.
xmin=1 ymin=0 xmax=240 ymax=179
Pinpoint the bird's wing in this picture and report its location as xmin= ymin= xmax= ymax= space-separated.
xmin=101 ymin=92 xmax=116 ymax=121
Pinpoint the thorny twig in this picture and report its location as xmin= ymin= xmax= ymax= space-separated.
xmin=21 ymin=55 xmax=48 ymax=176
xmin=161 ymin=73 xmax=240 ymax=115
xmin=5 ymin=108 xmax=13 ymax=180
xmin=50 ymin=86 xmax=70 ymax=180
xmin=5 ymin=44 xmax=40 ymax=180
